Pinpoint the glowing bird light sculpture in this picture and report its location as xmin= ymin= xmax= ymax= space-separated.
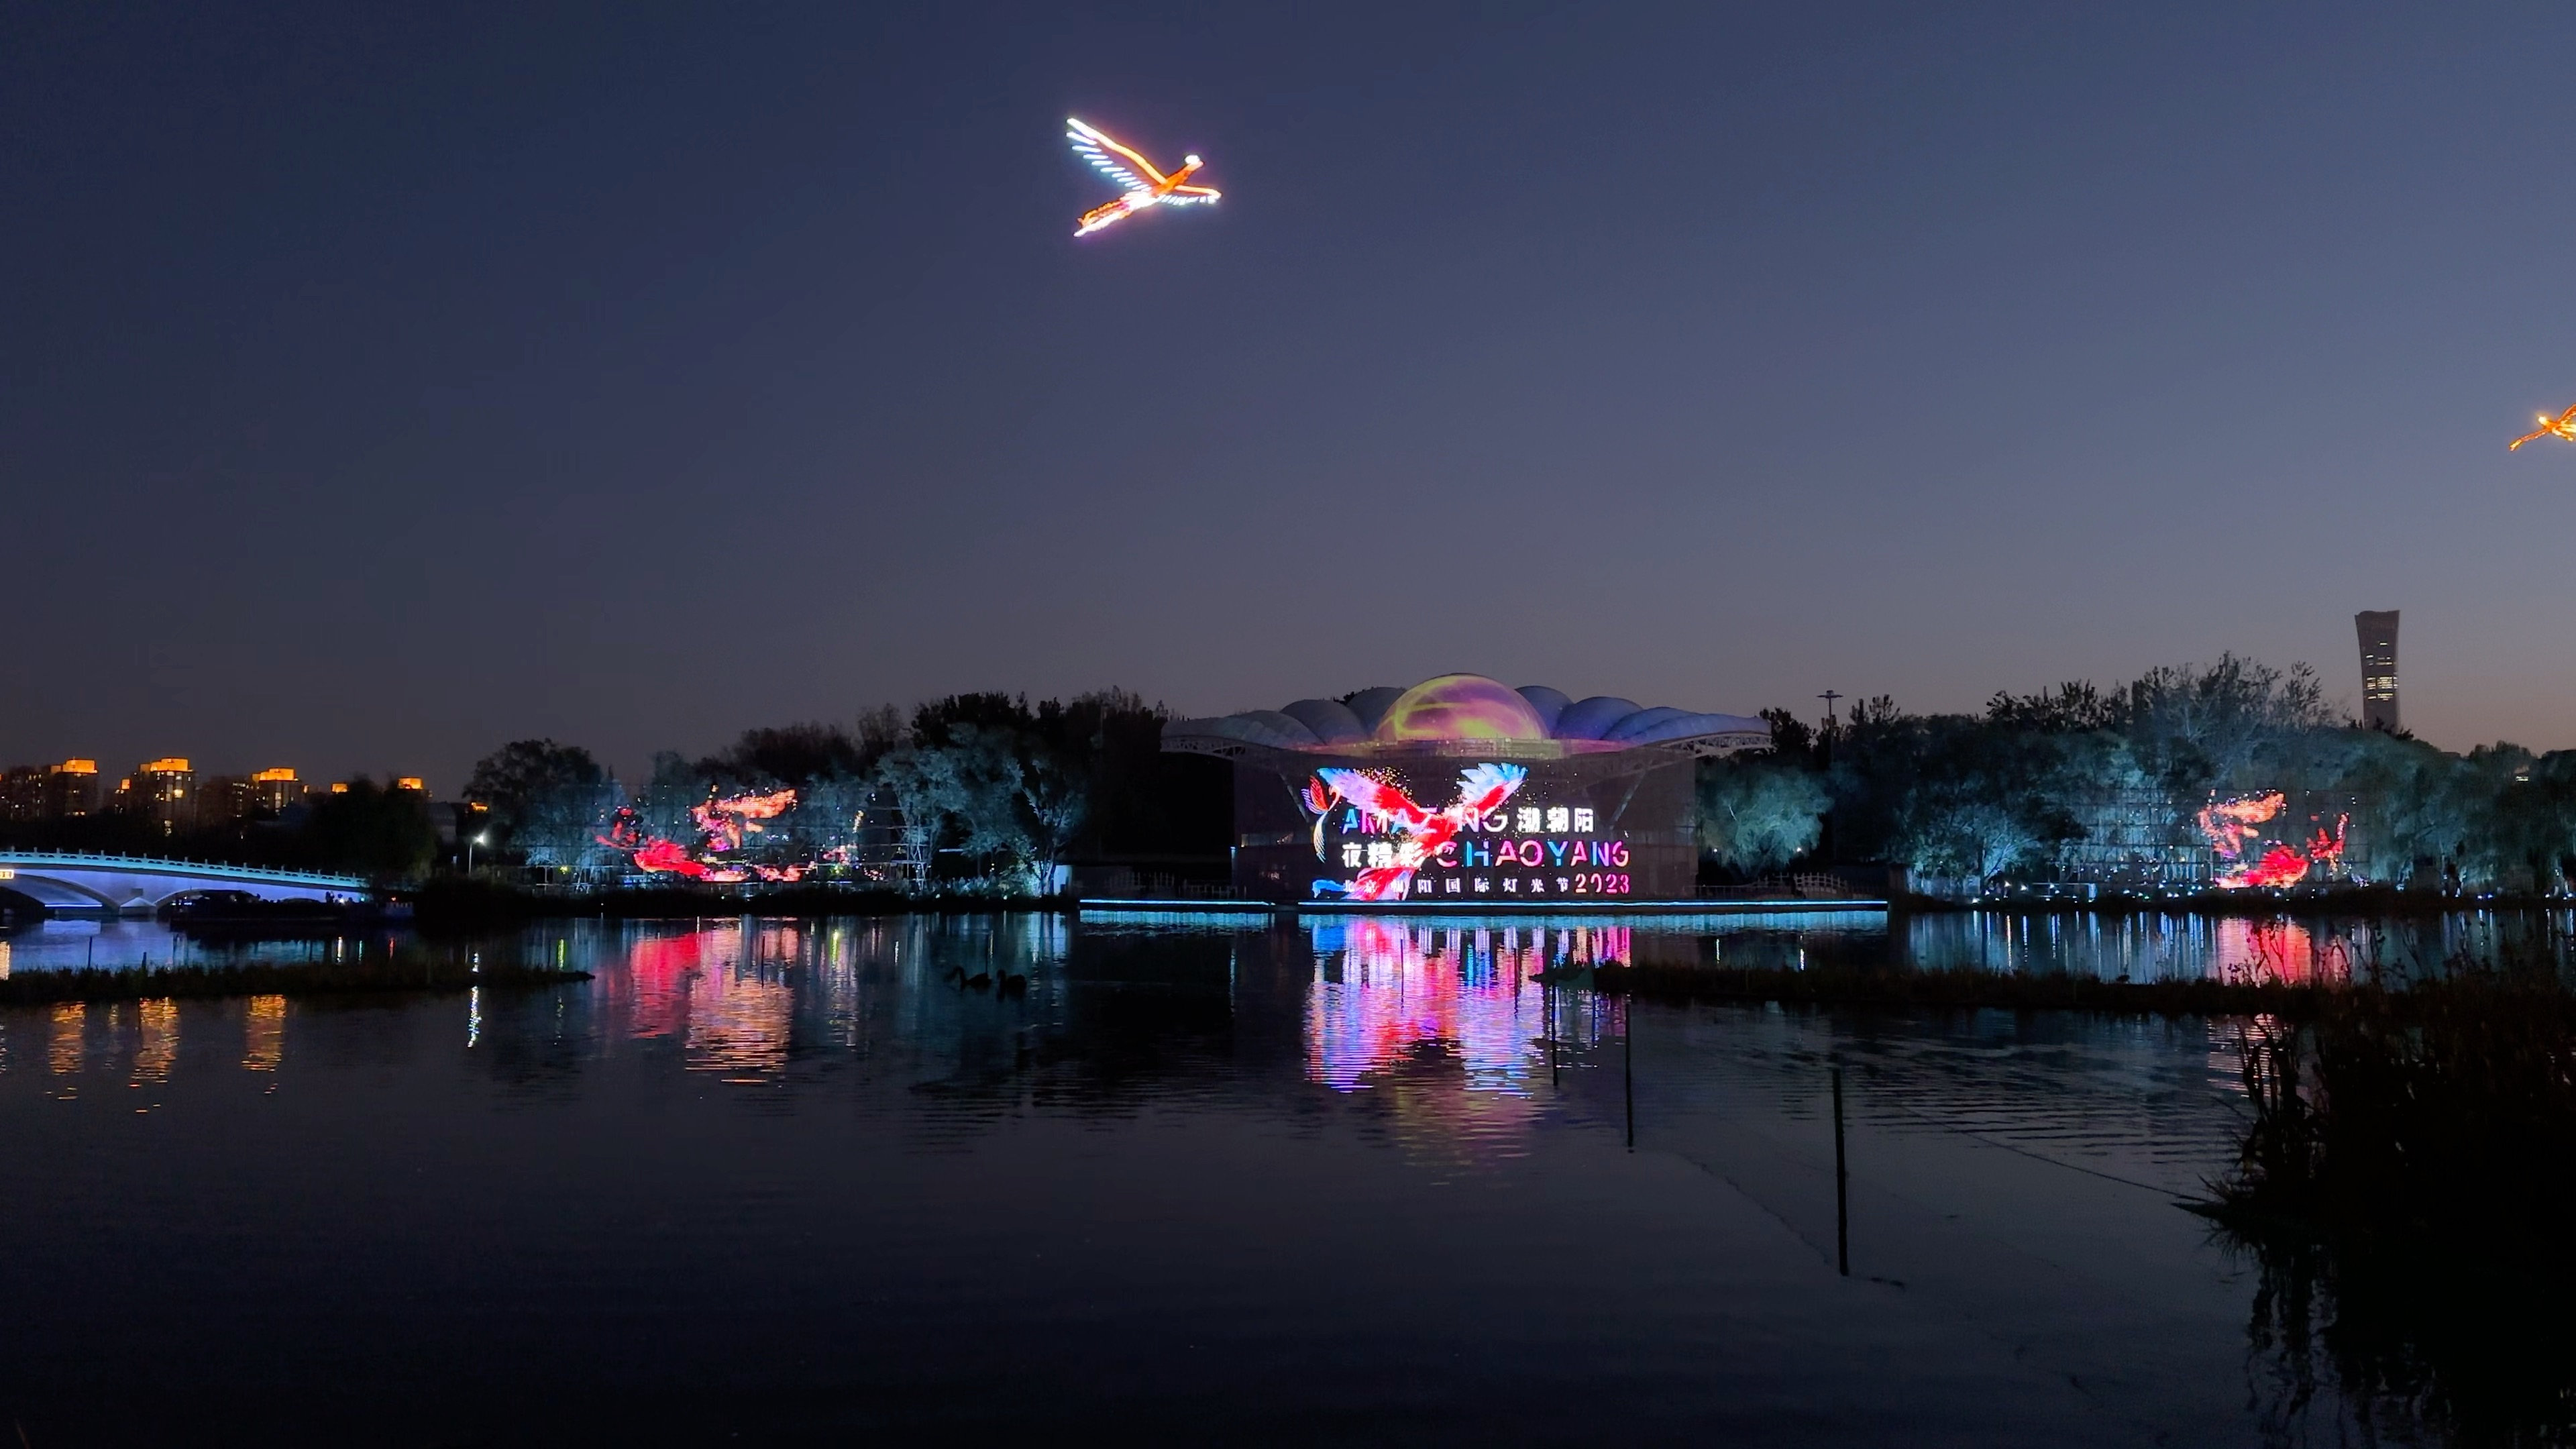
xmin=2509 ymin=402 xmax=2576 ymax=451
xmin=1308 ymin=763 xmax=1527 ymax=902
xmin=1065 ymin=117 xmax=1219 ymax=237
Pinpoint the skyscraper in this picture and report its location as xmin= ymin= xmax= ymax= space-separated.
xmin=42 ymin=759 xmax=100 ymax=818
xmin=249 ymin=767 xmax=305 ymax=815
xmin=125 ymin=757 xmax=196 ymax=836
xmin=2355 ymin=610 xmax=2400 ymax=734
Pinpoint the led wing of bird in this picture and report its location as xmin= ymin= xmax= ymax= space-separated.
xmin=1066 ymin=117 xmax=1219 ymax=237
xmin=2509 ymin=401 xmax=2576 ymax=451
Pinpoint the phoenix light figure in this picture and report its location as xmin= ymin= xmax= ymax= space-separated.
xmin=2509 ymin=401 xmax=2576 ymax=451
xmin=1308 ymin=763 xmax=1527 ymax=902
xmin=1066 ymin=117 xmax=1219 ymax=237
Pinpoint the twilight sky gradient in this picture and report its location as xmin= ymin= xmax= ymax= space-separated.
xmin=8 ymin=2 xmax=2576 ymax=789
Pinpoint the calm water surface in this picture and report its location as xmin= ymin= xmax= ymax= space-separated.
xmin=1 ymin=910 xmax=2538 ymax=1445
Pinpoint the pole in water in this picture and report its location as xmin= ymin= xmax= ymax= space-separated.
xmin=1544 ymin=982 xmax=1558 ymax=1088
xmin=1832 ymin=1065 xmax=1849 ymax=1277
xmin=1623 ymin=998 xmax=1635 ymax=1150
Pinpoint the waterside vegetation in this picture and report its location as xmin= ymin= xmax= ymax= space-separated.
xmin=1591 ymin=947 xmax=2576 ymax=1438
xmin=1701 ymin=655 xmax=2576 ymax=897
xmin=400 ymin=657 xmax=2576 ymax=903
xmin=2202 ymin=963 xmax=2576 ymax=1442
xmin=8 ymin=656 xmax=2574 ymax=907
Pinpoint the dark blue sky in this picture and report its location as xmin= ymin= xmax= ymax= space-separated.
xmin=9 ymin=2 xmax=2575 ymax=788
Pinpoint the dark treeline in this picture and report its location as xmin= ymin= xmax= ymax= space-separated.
xmin=11 ymin=657 xmax=2573 ymax=898
xmin=1699 ymin=655 xmax=2576 ymax=894
xmin=464 ymin=690 xmax=1228 ymax=892
xmin=0 ymin=691 xmax=1227 ymax=893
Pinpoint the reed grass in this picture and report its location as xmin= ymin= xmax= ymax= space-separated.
xmin=2209 ymin=966 xmax=2576 ymax=1250
xmin=2200 ymin=960 xmax=2576 ymax=1442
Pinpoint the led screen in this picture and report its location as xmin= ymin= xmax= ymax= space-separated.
xmin=1232 ymin=752 xmax=1695 ymax=904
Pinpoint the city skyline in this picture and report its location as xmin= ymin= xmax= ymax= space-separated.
xmin=0 ymin=619 xmax=2524 ymax=789
xmin=9 ymin=5 xmax=2576 ymax=788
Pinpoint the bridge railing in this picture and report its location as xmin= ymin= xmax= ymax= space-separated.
xmin=0 ymin=850 xmax=370 ymax=890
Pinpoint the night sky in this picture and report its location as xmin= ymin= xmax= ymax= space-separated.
xmin=9 ymin=2 xmax=2575 ymax=790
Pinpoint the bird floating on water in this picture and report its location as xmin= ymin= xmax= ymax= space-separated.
xmin=1066 ymin=117 xmax=1220 ymax=237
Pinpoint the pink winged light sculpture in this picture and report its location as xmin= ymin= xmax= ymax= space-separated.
xmin=1310 ymin=763 xmax=1528 ymax=902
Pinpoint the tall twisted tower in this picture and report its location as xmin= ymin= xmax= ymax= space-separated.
xmin=2355 ymin=610 xmax=2400 ymax=733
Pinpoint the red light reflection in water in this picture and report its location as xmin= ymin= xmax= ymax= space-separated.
xmin=2207 ymin=919 xmax=2359 ymax=986
xmin=1304 ymin=920 xmax=1627 ymax=1093
xmin=611 ymin=925 xmax=796 ymax=1076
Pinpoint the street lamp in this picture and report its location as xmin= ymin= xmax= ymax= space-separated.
xmin=468 ymin=833 xmax=488 ymax=876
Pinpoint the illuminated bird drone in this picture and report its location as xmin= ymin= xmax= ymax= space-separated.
xmin=2509 ymin=401 xmax=2576 ymax=451
xmin=1065 ymin=117 xmax=1219 ymax=237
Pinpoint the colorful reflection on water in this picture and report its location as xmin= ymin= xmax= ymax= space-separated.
xmin=1305 ymin=920 xmax=1621 ymax=1094
xmin=611 ymin=924 xmax=798 ymax=1076
xmin=3 ymin=908 xmax=2570 ymax=1104
xmin=586 ymin=916 xmax=1071 ymax=1079
xmin=241 ymin=994 xmax=285 ymax=1071
xmin=130 ymin=998 xmax=177 ymax=1084
xmin=1906 ymin=909 xmax=2576 ymax=985
xmin=48 ymin=1003 xmax=83 ymax=1077
xmin=4 ymin=910 xmax=2573 ymax=1443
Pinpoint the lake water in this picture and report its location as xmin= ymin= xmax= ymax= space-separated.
xmin=2 ymin=909 xmax=2562 ymax=1444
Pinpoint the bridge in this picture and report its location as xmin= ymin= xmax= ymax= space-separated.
xmin=0 ymin=853 xmax=371 ymax=914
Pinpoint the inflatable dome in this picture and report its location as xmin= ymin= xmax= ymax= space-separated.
xmin=1163 ymin=675 xmax=1770 ymax=759
xmin=1372 ymin=674 xmax=1550 ymax=743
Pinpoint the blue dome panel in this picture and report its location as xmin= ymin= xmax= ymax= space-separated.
xmin=1553 ymin=696 xmax=1642 ymax=741
xmin=1219 ymin=711 xmax=1322 ymax=749
xmin=1514 ymin=686 xmax=1572 ymax=732
xmin=1603 ymin=706 xmax=1690 ymax=741
xmin=1281 ymin=698 xmax=1368 ymax=745
xmin=1343 ymin=687 xmax=1403 ymax=735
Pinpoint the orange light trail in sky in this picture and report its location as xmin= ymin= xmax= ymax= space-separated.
xmin=2509 ymin=402 xmax=2576 ymax=451
xmin=1066 ymin=117 xmax=1219 ymax=237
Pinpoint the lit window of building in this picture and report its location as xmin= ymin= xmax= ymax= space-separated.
xmin=42 ymin=759 xmax=101 ymax=818
xmin=249 ymin=767 xmax=304 ymax=815
xmin=128 ymin=758 xmax=197 ymax=836
xmin=0 ymin=766 xmax=43 ymax=822
xmin=2355 ymin=610 xmax=2401 ymax=734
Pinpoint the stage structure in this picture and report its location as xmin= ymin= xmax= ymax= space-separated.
xmin=1163 ymin=674 xmax=1770 ymax=905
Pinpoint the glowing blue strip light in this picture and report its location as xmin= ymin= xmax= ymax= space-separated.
xmin=1075 ymin=898 xmax=1890 ymax=915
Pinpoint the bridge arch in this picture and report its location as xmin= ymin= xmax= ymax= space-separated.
xmin=0 ymin=854 xmax=370 ymax=915
xmin=1 ymin=871 xmax=127 ymax=912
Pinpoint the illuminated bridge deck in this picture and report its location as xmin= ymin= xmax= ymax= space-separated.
xmin=0 ymin=853 xmax=370 ymax=914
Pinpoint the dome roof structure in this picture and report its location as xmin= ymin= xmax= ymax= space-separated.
xmin=1163 ymin=674 xmax=1771 ymax=761
xmin=1373 ymin=674 xmax=1550 ymax=743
